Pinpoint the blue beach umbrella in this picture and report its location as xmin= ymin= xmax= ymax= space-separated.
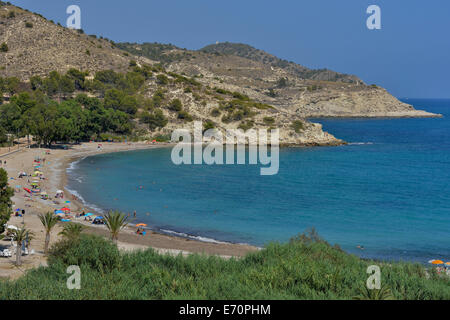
xmin=85 ymin=213 xmax=94 ymax=217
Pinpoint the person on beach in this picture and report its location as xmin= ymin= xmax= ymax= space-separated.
xmin=133 ymin=210 xmax=136 ymax=218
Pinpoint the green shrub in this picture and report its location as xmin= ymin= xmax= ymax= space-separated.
xmin=25 ymin=22 xmax=33 ymax=28
xmin=177 ymin=110 xmax=193 ymax=122
xmin=291 ymin=120 xmax=305 ymax=133
xmin=203 ymin=119 xmax=215 ymax=132
xmin=263 ymin=117 xmax=275 ymax=125
xmin=238 ymin=120 xmax=254 ymax=131
xmin=156 ymin=74 xmax=169 ymax=85
xmin=0 ymin=229 xmax=448 ymax=300
xmin=210 ymin=108 xmax=221 ymax=117
xmin=48 ymin=234 xmax=121 ymax=273
xmin=168 ymin=98 xmax=182 ymax=112
xmin=0 ymin=42 xmax=8 ymax=53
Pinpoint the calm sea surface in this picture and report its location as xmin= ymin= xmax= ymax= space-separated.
xmin=67 ymin=99 xmax=450 ymax=262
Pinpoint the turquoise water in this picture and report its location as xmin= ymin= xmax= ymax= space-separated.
xmin=67 ymin=99 xmax=450 ymax=262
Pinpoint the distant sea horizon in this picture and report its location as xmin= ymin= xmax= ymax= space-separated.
xmin=67 ymin=98 xmax=450 ymax=263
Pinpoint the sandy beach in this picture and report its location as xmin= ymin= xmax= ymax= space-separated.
xmin=0 ymin=142 xmax=257 ymax=279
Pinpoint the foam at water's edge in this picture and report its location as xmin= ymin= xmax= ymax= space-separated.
xmin=66 ymin=157 xmax=105 ymax=214
xmin=348 ymin=142 xmax=374 ymax=145
xmin=160 ymin=228 xmax=236 ymax=245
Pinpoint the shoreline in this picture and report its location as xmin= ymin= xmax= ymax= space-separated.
xmin=0 ymin=142 xmax=258 ymax=279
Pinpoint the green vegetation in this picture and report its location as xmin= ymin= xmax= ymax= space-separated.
xmin=220 ymin=100 xmax=257 ymax=124
xmin=0 ymin=230 xmax=447 ymax=299
xmin=263 ymin=116 xmax=275 ymax=126
xmin=0 ymin=42 xmax=8 ymax=53
xmin=0 ymin=90 xmax=133 ymax=146
xmin=152 ymin=133 xmax=171 ymax=142
xmin=238 ymin=120 xmax=254 ymax=131
xmin=277 ymin=77 xmax=288 ymax=88
xmin=210 ymin=108 xmax=221 ymax=117
xmin=38 ymin=212 xmax=59 ymax=255
xmin=291 ymin=120 xmax=305 ymax=133
xmin=24 ymin=21 xmax=33 ymax=28
xmin=203 ymin=119 xmax=215 ymax=132
xmin=11 ymin=227 xmax=33 ymax=266
xmin=139 ymin=109 xmax=168 ymax=131
xmin=266 ymin=88 xmax=277 ymax=98
xmin=117 ymin=42 xmax=185 ymax=65
xmin=104 ymin=210 xmax=129 ymax=243
xmin=0 ymin=67 xmax=170 ymax=146
xmin=307 ymin=85 xmax=322 ymax=92
xmin=168 ymin=98 xmax=182 ymax=112
xmin=177 ymin=110 xmax=193 ymax=122
xmin=58 ymin=223 xmax=84 ymax=241
xmin=0 ymin=169 xmax=14 ymax=235
xmin=156 ymin=74 xmax=169 ymax=85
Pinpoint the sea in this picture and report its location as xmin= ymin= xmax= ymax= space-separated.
xmin=67 ymin=99 xmax=450 ymax=263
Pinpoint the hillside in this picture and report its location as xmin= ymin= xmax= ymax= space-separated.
xmin=0 ymin=3 xmax=342 ymax=146
xmin=0 ymin=2 xmax=439 ymax=149
xmin=119 ymin=42 xmax=439 ymax=118
xmin=0 ymin=4 xmax=159 ymax=80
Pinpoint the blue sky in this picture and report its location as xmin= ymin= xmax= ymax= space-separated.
xmin=9 ymin=0 xmax=450 ymax=98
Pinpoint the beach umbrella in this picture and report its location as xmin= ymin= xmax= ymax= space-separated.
xmin=23 ymin=188 xmax=31 ymax=194
xmin=7 ymin=225 xmax=18 ymax=230
xmin=136 ymin=223 xmax=147 ymax=227
xmin=65 ymin=201 xmax=71 ymax=204
xmin=429 ymin=260 xmax=444 ymax=265
xmin=61 ymin=207 xmax=71 ymax=212
xmin=84 ymin=213 xmax=94 ymax=217
xmin=55 ymin=210 xmax=64 ymax=214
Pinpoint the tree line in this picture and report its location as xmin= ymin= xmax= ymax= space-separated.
xmin=0 ymin=67 xmax=170 ymax=146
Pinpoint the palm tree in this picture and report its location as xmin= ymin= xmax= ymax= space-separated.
xmin=38 ymin=212 xmax=59 ymax=255
xmin=12 ymin=227 xmax=34 ymax=266
xmin=104 ymin=210 xmax=129 ymax=243
xmin=353 ymin=284 xmax=395 ymax=300
xmin=58 ymin=223 xmax=84 ymax=241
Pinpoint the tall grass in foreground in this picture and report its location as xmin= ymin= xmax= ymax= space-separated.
xmin=0 ymin=231 xmax=448 ymax=300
